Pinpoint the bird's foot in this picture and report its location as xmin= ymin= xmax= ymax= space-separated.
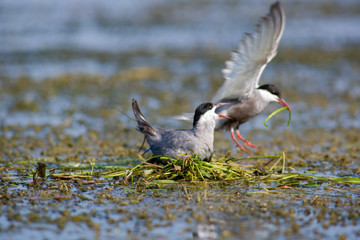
xmin=235 ymin=130 xmax=259 ymax=149
xmin=243 ymin=140 xmax=259 ymax=149
xmin=231 ymin=130 xmax=250 ymax=153
xmin=235 ymin=142 xmax=250 ymax=153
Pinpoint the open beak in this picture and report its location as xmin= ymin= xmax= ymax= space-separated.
xmin=278 ymin=98 xmax=291 ymax=111
xmin=216 ymin=102 xmax=230 ymax=108
xmin=215 ymin=102 xmax=231 ymax=119
xmin=218 ymin=114 xmax=231 ymax=119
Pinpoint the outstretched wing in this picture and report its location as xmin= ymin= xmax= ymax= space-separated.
xmin=211 ymin=2 xmax=285 ymax=103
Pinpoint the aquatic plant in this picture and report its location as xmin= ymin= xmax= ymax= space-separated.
xmin=264 ymin=106 xmax=291 ymax=127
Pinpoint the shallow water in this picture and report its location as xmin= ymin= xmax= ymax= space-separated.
xmin=1 ymin=0 xmax=360 ymax=240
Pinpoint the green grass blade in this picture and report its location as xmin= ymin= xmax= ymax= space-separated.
xmin=287 ymin=107 xmax=292 ymax=126
xmin=264 ymin=106 xmax=291 ymax=127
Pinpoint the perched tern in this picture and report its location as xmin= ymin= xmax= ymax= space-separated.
xmin=132 ymin=99 xmax=230 ymax=163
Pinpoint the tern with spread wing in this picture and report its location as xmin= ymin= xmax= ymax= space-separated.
xmin=132 ymin=99 xmax=230 ymax=163
xmin=212 ymin=2 xmax=291 ymax=152
xmin=178 ymin=2 xmax=290 ymax=152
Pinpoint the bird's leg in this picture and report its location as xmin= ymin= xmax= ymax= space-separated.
xmin=231 ymin=129 xmax=250 ymax=153
xmin=236 ymin=130 xmax=259 ymax=149
xmin=138 ymin=136 xmax=147 ymax=152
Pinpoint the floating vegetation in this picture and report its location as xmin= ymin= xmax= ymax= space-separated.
xmin=102 ymin=155 xmax=252 ymax=182
xmin=41 ymin=153 xmax=360 ymax=188
xmin=30 ymin=162 xmax=56 ymax=185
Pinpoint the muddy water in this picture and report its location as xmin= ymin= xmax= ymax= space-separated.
xmin=1 ymin=0 xmax=359 ymax=239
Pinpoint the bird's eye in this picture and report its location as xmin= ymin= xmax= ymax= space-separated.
xmin=206 ymin=103 xmax=214 ymax=110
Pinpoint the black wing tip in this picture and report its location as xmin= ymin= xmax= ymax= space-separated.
xmin=271 ymin=2 xmax=282 ymax=10
xmin=131 ymin=98 xmax=157 ymax=137
xmin=268 ymin=1 xmax=285 ymax=39
xmin=132 ymin=98 xmax=142 ymax=117
xmin=270 ymin=1 xmax=284 ymax=18
xmin=132 ymin=98 xmax=144 ymax=121
xmin=132 ymin=98 xmax=138 ymax=109
xmin=253 ymin=2 xmax=285 ymax=35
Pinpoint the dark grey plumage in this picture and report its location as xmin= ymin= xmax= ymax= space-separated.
xmin=132 ymin=99 xmax=225 ymax=163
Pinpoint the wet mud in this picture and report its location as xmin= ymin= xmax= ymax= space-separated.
xmin=1 ymin=0 xmax=360 ymax=239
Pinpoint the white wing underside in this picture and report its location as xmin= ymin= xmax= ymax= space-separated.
xmin=211 ymin=2 xmax=285 ymax=103
xmin=173 ymin=112 xmax=193 ymax=121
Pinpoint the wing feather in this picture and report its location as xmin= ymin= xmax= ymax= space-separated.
xmin=212 ymin=2 xmax=285 ymax=103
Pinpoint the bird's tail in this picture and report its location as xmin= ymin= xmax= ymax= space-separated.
xmin=132 ymin=99 xmax=157 ymax=137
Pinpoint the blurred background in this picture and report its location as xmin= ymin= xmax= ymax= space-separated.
xmin=0 ymin=0 xmax=359 ymax=152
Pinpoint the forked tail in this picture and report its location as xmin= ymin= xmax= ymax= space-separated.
xmin=132 ymin=99 xmax=156 ymax=137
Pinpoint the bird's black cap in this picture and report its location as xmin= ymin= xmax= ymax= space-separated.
xmin=258 ymin=84 xmax=282 ymax=98
xmin=193 ymin=102 xmax=215 ymax=127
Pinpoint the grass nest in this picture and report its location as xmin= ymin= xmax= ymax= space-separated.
xmin=99 ymin=153 xmax=360 ymax=186
xmin=30 ymin=153 xmax=360 ymax=188
xmin=103 ymin=154 xmax=255 ymax=182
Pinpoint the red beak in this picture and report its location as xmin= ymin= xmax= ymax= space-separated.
xmin=215 ymin=102 xmax=231 ymax=119
xmin=218 ymin=114 xmax=231 ymax=119
xmin=278 ymin=98 xmax=291 ymax=111
xmin=216 ymin=102 xmax=230 ymax=108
